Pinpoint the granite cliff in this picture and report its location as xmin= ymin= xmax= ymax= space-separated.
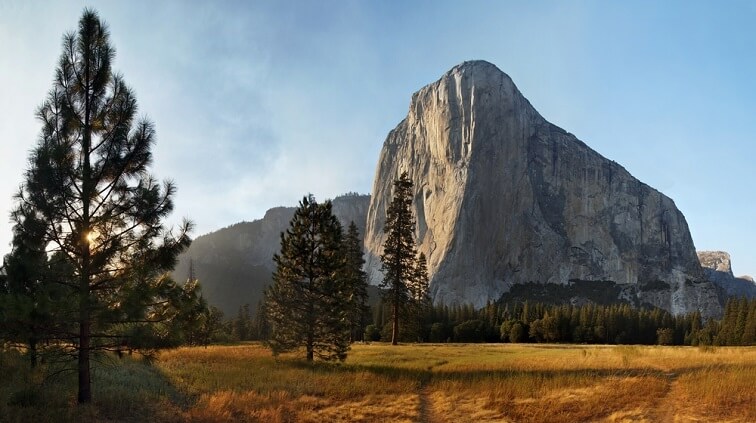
xmin=363 ymin=60 xmax=722 ymax=317
xmin=698 ymin=251 xmax=756 ymax=299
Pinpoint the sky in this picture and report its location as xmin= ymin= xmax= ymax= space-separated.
xmin=0 ymin=1 xmax=754 ymax=276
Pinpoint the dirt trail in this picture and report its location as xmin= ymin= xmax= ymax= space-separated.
xmin=417 ymin=365 xmax=443 ymax=423
xmin=654 ymin=371 xmax=682 ymax=422
xmin=417 ymin=383 xmax=434 ymax=423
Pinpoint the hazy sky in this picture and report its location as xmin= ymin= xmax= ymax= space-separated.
xmin=1 ymin=1 xmax=754 ymax=276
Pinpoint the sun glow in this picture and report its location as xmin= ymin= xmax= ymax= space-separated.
xmin=85 ymin=229 xmax=100 ymax=247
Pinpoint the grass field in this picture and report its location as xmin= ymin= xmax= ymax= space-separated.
xmin=1 ymin=343 xmax=754 ymax=422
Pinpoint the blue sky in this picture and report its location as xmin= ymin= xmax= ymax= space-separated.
xmin=1 ymin=1 xmax=754 ymax=276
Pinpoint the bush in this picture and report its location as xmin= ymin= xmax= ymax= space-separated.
xmin=453 ymin=320 xmax=486 ymax=343
xmin=429 ymin=323 xmax=448 ymax=343
xmin=500 ymin=320 xmax=513 ymax=342
xmin=363 ymin=325 xmax=381 ymax=342
xmin=509 ymin=321 xmax=526 ymax=343
xmin=656 ymin=328 xmax=674 ymax=345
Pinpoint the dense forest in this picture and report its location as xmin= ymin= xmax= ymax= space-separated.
xmin=223 ymin=297 xmax=756 ymax=347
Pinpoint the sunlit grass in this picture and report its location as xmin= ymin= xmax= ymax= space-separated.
xmin=671 ymin=364 xmax=756 ymax=422
xmin=2 ymin=342 xmax=755 ymax=422
xmin=157 ymin=344 xmax=420 ymax=422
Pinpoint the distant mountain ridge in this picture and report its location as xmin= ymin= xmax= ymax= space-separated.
xmin=173 ymin=194 xmax=370 ymax=315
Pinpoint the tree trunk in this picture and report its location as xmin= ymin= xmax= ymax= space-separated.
xmin=29 ymin=337 xmax=37 ymax=368
xmin=78 ymin=230 xmax=92 ymax=403
xmin=392 ymin=294 xmax=399 ymax=345
xmin=78 ymin=237 xmax=92 ymax=403
xmin=306 ymin=303 xmax=314 ymax=361
xmin=79 ymin=42 xmax=93 ymax=403
xmin=78 ymin=318 xmax=91 ymax=403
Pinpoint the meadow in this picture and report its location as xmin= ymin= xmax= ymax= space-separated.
xmin=1 ymin=342 xmax=754 ymax=422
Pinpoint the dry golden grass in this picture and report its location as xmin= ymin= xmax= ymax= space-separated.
xmin=2 ymin=343 xmax=755 ymax=422
xmin=156 ymin=344 xmax=420 ymax=422
xmin=666 ymin=365 xmax=756 ymax=422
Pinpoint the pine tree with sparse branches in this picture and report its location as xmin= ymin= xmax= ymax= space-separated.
xmin=265 ymin=195 xmax=350 ymax=361
xmin=13 ymin=9 xmax=191 ymax=403
xmin=380 ymin=172 xmax=418 ymax=345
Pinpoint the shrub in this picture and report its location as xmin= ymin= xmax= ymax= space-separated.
xmin=363 ymin=325 xmax=381 ymax=342
xmin=656 ymin=328 xmax=674 ymax=345
xmin=453 ymin=320 xmax=487 ymax=343
xmin=509 ymin=321 xmax=526 ymax=343
xmin=429 ymin=323 xmax=448 ymax=343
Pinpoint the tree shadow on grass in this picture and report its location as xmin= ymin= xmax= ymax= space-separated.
xmin=285 ymin=353 xmax=755 ymax=384
xmin=87 ymin=355 xmax=193 ymax=421
xmin=284 ymin=357 xmax=755 ymax=422
xmin=1 ymin=352 xmax=192 ymax=423
xmin=283 ymin=357 xmax=756 ymax=414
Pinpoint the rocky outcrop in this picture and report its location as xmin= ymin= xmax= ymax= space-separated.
xmin=698 ymin=251 xmax=756 ymax=299
xmin=364 ymin=60 xmax=722 ymax=317
xmin=174 ymin=194 xmax=370 ymax=315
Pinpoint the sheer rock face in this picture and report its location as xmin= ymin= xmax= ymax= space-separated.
xmin=364 ymin=60 xmax=722 ymax=317
xmin=698 ymin=251 xmax=756 ymax=299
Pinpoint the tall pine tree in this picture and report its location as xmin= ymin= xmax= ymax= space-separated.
xmin=342 ymin=221 xmax=370 ymax=342
xmin=380 ymin=172 xmax=418 ymax=345
xmin=14 ymin=9 xmax=191 ymax=403
xmin=265 ymin=195 xmax=350 ymax=361
xmin=410 ymin=252 xmax=431 ymax=341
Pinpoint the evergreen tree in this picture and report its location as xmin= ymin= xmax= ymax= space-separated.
xmin=656 ymin=328 xmax=675 ymax=345
xmin=453 ymin=319 xmax=486 ymax=342
xmin=733 ymin=297 xmax=748 ymax=345
xmin=233 ymin=304 xmax=252 ymax=341
xmin=342 ymin=222 xmax=370 ymax=342
xmin=716 ymin=299 xmax=737 ymax=345
xmin=265 ymin=195 xmax=350 ymax=361
xmin=13 ymin=9 xmax=191 ymax=403
xmin=1 ymin=206 xmax=65 ymax=367
xmin=380 ymin=172 xmax=417 ymax=345
xmin=251 ymin=298 xmax=271 ymax=341
xmin=174 ymin=279 xmax=210 ymax=346
xmin=410 ymin=252 xmax=431 ymax=341
xmin=741 ymin=300 xmax=756 ymax=345
xmin=509 ymin=321 xmax=526 ymax=343
xmin=181 ymin=303 xmax=225 ymax=347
